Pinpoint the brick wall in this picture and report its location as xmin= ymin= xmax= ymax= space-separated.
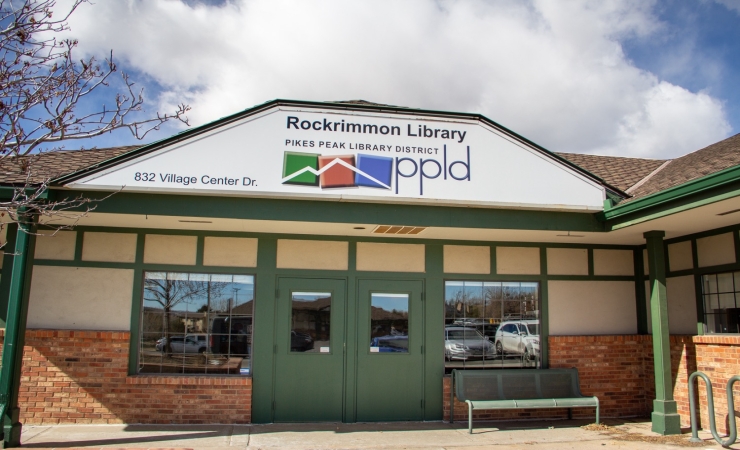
xmin=691 ymin=335 xmax=740 ymax=434
xmin=549 ymin=335 xmax=652 ymax=418
xmin=445 ymin=335 xmax=704 ymax=425
xmin=4 ymin=329 xmax=252 ymax=424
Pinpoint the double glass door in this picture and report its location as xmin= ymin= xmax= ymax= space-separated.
xmin=272 ymin=277 xmax=424 ymax=422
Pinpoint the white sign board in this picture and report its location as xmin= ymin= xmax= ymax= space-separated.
xmin=69 ymin=107 xmax=605 ymax=211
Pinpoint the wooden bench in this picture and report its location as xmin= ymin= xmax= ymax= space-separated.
xmin=451 ymin=368 xmax=599 ymax=434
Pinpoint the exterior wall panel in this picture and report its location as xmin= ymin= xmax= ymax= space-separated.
xmin=82 ymin=232 xmax=137 ymax=263
xmin=496 ymin=247 xmax=540 ymax=275
xmin=697 ymin=232 xmax=735 ymax=268
xmin=203 ymin=236 xmax=258 ymax=267
xmin=356 ymin=242 xmax=424 ymax=272
xmin=143 ymin=234 xmax=197 ymax=265
xmin=276 ymin=239 xmax=348 ymax=270
xmin=593 ymin=249 xmax=634 ymax=276
xmin=27 ymin=266 xmax=134 ymax=331
xmin=443 ymin=245 xmax=489 ymax=274
xmin=548 ymin=280 xmax=637 ymax=335
xmin=546 ymin=248 xmax=588 ymax=275
xmin=34 ymin=230 xmax=76 ymax=261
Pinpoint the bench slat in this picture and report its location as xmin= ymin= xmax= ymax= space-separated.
xmin=451 ymin=368 xmax=599 ymax=434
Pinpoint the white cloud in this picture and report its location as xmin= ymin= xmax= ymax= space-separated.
xmin=54 ymin=0 xmax=732 ymax=159
xmin=714 ymin=0 xmax=740 ymax=14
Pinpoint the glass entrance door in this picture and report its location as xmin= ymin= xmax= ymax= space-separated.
xmin=273 ymin=278 xmax=346 ymax=422
xmin=355 ymin=279 xmax=424 ymax=421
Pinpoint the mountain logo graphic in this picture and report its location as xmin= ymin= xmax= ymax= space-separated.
xmin=282 ymin=152 xmax=393 ymax=189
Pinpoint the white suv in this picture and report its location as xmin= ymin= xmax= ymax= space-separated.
xmin=493 ymin=320 xmax=539 ymax=361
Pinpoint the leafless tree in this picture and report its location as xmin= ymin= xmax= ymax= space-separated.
xmin=144 ymin=277 xmax=227 ymax=356
xmin=0 ymin=0 xmax=190 ymax=239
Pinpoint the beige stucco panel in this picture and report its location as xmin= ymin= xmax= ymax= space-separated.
xmin=496 ymin=247 xmax=540 ymax=275
xmin=548 ymin=280 xmax=637 ymax=335
xmin=697 ymin=233 xmax=735 ymax=268
xmin=668 ymin=241 xmax=693 ymax=272
xmin=82 ymin=232 xmax=137 ymax=263
xmin=444 ymin=245 xmax=490 ymax=274
xmin=666 ymin=276 xmax=698 ymax=334
xmin=593 ymin=249 xmax=634 ymax=276
xmin=277 ymin=239 xmax=348 ymax=270
xmin=204 ymin=237 xmax=258 ymax=267
xmin=34 ymin=230 xmax=76 ymax=260
xmin=546 ymin=248 xmax=588 ymax=275
xmin=357 ymin=242 xmax=425 ymax=272
xmin=27 ymin=266 xmax=134 ymax=330
xmin=143 ymin=234 xmax=197 ymax=265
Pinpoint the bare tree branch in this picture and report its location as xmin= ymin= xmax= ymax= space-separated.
xmin=0 ymin=0 xmax=191 ymax=244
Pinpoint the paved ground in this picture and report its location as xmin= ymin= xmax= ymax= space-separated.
xmin=16 ymin=419 xmax=738 ymax=449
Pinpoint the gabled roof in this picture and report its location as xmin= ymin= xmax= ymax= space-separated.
xmin=47 ymin=99 xmax=624 ymax=198
xmin=626 ymin=133 xmax=740 ymax=200
xmin=0 ymin=146 xmax=136 ymax=185
xmin=0 ymin=101 xmax=737 ymax=210
xmin=554 ymin=152 xmax=666 ymax=193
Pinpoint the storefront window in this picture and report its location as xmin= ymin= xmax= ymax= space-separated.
xmin=444 ymin=281 xmax=540 ymax=371
xmin=139 ymin=272 xmax=254 ymax=375
xmin=702 ymin=271 xmax=740 ymax=333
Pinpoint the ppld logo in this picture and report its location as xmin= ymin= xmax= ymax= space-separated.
xmin=282 ymin=148 xmax=470 ymax=196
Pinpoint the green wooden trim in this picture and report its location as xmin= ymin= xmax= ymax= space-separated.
xmin=539 ymin=247 xmax=547 ymax=276
xmin=345 ymin=242 xmax=358 ymax=422
xmin=490 ymin=245 xmax=497 ymax=275
xmin=734 ymin=230 xmax=740 ymax=267
xmin=694 ymin=273 xmax=705 ymax=336
xmin=60 ymin=191 xmax=606 ymax=233
xmin=424 ymin=245 xmax=444 ymax=421
xmin=252 ymin=238 xmax=277 ymax=423
xmin=195 ymin=235 xmax=204 ymax=266
xmin=539 ymin=278 xmax=549 ymax=370
xmin=605 ymin=180 xmax=740 ymax=231
xmin=127 ymin=233 xmax=145 ymax=375
xmin=664 ymin=223 xmax=740 ymax=246
xmin=603 ymin=164 xmax=740 ymax=222
xmin=634 ymin=249 xmax=648 ymax=335
xmin=587 ymin=248 xmax=594 ymax=277
xmin=73 ymin=231 xmax=83 ymax=262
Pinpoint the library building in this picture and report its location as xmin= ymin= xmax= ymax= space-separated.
xmin=1 ymin=99 xmax=740 ymax=442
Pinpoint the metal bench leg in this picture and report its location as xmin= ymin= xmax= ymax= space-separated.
xmin=595 ymin=398 xmax=600 ymax=424
xmin=468 ymin=402 xmax=474 ymax=434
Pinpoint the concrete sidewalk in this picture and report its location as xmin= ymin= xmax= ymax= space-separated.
xmin=16 ymin=419 xmax=735 ymax=449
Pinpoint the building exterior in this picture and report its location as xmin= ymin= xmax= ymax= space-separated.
xmin=1 ymin=99 xmax=740 ymax=445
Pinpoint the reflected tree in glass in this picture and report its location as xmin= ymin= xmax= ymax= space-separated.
xmin=144 ymin=274 xmax=226 ymax=356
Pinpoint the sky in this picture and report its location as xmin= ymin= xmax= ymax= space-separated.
xmin=51 ymin=0 xmax=740 ymax=160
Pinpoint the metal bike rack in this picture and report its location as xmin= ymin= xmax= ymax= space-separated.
xmin=689 ymin=371 xmax=740 ymax=448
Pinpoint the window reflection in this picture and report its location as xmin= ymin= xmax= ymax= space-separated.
xmin=444 ymin=281 xmax=540 ymax=372
xmin=139 ymin=272 xmax=254 ymax=375
xmin=291 ymin=292 xmax=331 ymax=353
xmin=703 ymin=272 xmax=740 ymax=333
xmin=370 ymin=293 xmax=409 ymax=353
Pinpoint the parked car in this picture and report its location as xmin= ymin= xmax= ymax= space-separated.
xmin=155 ymin=335 xmax=207 ymax=353
xmin=444 ymin=327 xmax=495 ymax=360
xmin=291 ymin=331 xmax=315 ymax=352
xmin=452 ymin=319 xmax=498 ymax=340
xmin=371 ymin=335 xmax=409 ymax=353
xmin=493 ymin=320 xmax=540 ymax=361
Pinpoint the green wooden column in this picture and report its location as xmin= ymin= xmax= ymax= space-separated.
xmin=0 ymin=216 xmax=34 ymax=447
xmin=644 ymin=230 xmax=681 ymax=435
